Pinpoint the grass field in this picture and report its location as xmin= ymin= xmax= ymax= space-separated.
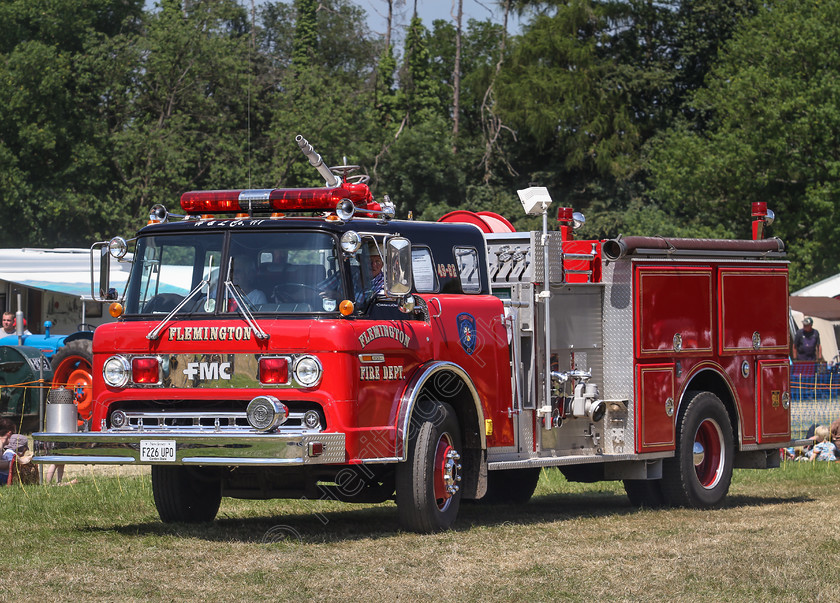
xmin=2 ymin=461 xmax=838 ymax=601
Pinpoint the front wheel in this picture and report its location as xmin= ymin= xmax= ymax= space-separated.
xmin=151 ymin=466 xmax=222 ymax=523
xmin=661 ymin=391 xmax=734 ymax=508
xmin=396 ymin=402 xmax=463 ymax=533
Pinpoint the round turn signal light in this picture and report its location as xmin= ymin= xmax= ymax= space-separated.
xmin=109 ymin=302 xmax=124 ymax=318
xmin=339 ymin=300 xmax=354 ymax=316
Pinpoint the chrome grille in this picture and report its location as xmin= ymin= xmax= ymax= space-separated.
xmin=108 ymin=409 xmax=321 ymax=434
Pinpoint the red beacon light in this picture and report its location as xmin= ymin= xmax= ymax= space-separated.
xmin=179 ymin=183 xmax=374 ymax=215
xmin=751 ymin=201 xmax=775 ymax=240
xmin=178 ymin=136 xmax=394 ymax=221
xmin=556 ymin=206 xmax=586 ymax=242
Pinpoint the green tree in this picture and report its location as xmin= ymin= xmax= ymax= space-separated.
xmin=487 ymin=0 xmax=759 ymax=240
xmin=375 ymin=45 xmax=400 ymax=127
xmin=258 ymin=0 xmax=379 ymax=188
xmin=292 ymin=0 xmax=317 ymax=68
xmin=0 ymin=0 xmax=144 ymax=246
xmin=648 ymin=0 xmax=840 ymax=289
xmin=106 ymin=0 xmax=251 ymax=222
xmin=375 ymin=114 xmax=463 ymax=219
xmin=400 ymin=16 xmax=443 ymax=124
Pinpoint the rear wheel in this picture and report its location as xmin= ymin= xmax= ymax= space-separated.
xmin=661 ymin=391 xmax=734 ymax=508
xmin=50 ymin=339 xmax=93 ymax=421
xmin=151 ymin=466 xmax=222 ymax=523
xmin=396 ymin=402 xmax=462 ymax=533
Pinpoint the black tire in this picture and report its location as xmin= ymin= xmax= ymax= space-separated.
xmin=623 ymin=479 xmax=665 ymax=508
xmin=151 ymin=466 xmax=222 ymax=523
xmin=396 ymin=402 xmax=463 ymax=533
xmin=661 ymin=391 xmax=734 ymax=508
xmin=480 ymin=468 xmax=541 ymax=505
xmin=50 ymin=339 xmax=94 ymax=421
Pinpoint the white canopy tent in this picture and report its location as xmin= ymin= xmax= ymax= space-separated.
xmin=0 ymin=248 xmax=131 ymax=333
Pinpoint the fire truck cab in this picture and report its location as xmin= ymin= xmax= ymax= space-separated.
xmin=34 ymin=137 xmax=791 ymax=533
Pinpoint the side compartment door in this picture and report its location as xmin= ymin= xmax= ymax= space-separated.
xmin=635 ymin=266 xmax=713 ymax=358
xmin=635 ymin=363 xmax=676 ymax=453
xmin=756 ymin=359 xmax=791 ymax=443
xmin=718 ymin=268 xmax=789 ymax=355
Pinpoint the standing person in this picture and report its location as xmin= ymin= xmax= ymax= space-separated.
xmin=0 ymin=418 xmax=15 ymax=485
xmin=793 ymin=317 xmax=822 ymax=361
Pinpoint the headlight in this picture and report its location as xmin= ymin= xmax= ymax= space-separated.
xmin=103 ymin=355 xmax=131 ymax=388
xmin=294 ymin=356 xmax=322 ymax=387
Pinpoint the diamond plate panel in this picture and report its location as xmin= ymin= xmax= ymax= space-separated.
xmin=533 ymin=231 xmax=564 ymax=283
xmin=602 ymin=260 xmax=635 ymax=454
xmin=521 ymin=410 xmax=534 ymax=453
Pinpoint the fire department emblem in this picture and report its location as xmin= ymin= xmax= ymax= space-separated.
xmin=457 ymin=313 xmax=477 ymax=355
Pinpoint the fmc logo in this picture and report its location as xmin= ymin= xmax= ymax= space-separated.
xmin=183 ymin=362 xmax=232 ymax=381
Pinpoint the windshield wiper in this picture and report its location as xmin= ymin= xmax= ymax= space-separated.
xmin=146 ymin=276 xmax=211 ymax=340
xmin=222 ymin=260 xmax=269 ymax=340
xmin=146 ymin=256 xmax=217 ymax=341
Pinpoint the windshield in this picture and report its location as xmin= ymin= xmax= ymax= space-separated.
xmin=124 ymin=231 xmax=345 ymax=315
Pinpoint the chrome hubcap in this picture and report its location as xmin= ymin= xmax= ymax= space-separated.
xmin=693 ymin=441 xmax=705 ymax=466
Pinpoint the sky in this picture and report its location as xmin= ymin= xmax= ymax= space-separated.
xmin=352 ymin=0 xmax=521 ymax=39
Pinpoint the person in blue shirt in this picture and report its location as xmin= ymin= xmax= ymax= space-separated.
xmin=809 ymin=425 xmax=838 ymax=461
xmin=367 ymin=253 xmax=385 ymax=297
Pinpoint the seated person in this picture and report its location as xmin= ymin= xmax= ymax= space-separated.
xmin=349 ymin=249 xmax=385 ymax=304
xmin=368 ymin=254 xmax=385 ymax=297
xmin=4 ymin=434 xmax=39 ymax=485
xmin=0 ymin=418 xmax=13 ymax=485
xmin=232 ymin=258 xmax=267 ymax=306
xmin=809 ymin=425 xmax=838 ymax=461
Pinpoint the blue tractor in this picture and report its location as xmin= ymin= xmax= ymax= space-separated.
xmin=0 ymin=321 xmax=93 ymax=430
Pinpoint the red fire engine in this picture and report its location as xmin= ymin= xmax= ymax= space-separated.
xmin=34 ymin=136 xmax=791 ymax=532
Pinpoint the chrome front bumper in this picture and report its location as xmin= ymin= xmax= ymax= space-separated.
xmin=33 ymin=431 xmax=346 ymax=466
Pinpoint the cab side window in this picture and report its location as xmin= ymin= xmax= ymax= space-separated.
xmin=454 ymin=247 xmax=481 ymax=293
xmin=411 ymin=247 xmax=438 ymax=293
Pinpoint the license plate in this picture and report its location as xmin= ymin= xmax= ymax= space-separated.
xmin=140 ymin=440 xmax=177 ymax=462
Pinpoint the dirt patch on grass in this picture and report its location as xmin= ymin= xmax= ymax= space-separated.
xmin=43 ymin=463 xmax=150 ymax=482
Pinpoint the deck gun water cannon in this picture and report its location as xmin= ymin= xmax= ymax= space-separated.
xmin=296 ymin=134 xmax=341 ymax=188
xmin=551 ymin=369 xmax=606 ymax=424
xmin=294 ymin=135 xmax=393 ymax=222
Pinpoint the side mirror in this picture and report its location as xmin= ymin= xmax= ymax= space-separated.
xmin=99 ymin=245 xmax=111 ymax=300
xmin=385 ymin=237 xmax=413 ymax=298
xmin=91 ymin=241 xmax=120 ymax=301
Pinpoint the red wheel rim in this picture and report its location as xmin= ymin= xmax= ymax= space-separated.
xmin=52 ymin=355 xmax=93 ymax=419
xmin=694 ymin=418 xmax=724 ymax=489
xmin=433 ymin=434 xmax=457 ymax=510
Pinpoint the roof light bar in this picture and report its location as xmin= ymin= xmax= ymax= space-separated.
xmin=179 ymin=183 xmax=374 ymax=215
